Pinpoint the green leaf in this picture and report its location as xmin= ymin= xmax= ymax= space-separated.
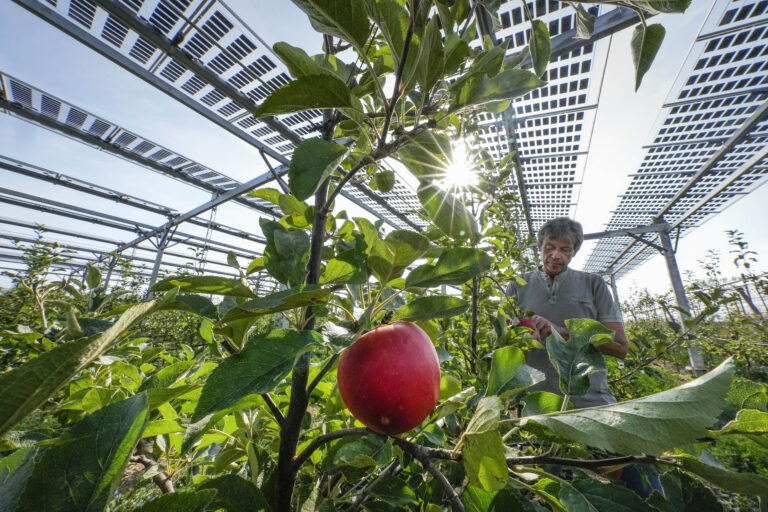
xmin=529 ymin=20 xmax=551 ymax=77
xmin=146 ymin=386 xmax=199 ymax=411
xmin=248 ymin=187 xmax=282 ymax=205
xmin=559 ymin=479 xmax=649 ymax=511
xmin=521 ymin=358 xmax=736 ymax=455
xmin=395 ymin=130 xmax=453 ymax=179
xmin=521 ymin=391 xmax=571 ymax=416
xmin=0 ymin=299 xmax=162 ymax=437
xmin=291 ymin=0 xmax=371 ymax=52
xmin=139 ymin=361 xmax=195 ymax=392
xmin=631 ymin=23 xmax=665 ymax=92
xmin=444 ymin=34 xmax=470 ymax=75
xmin=289 ymin=138 xmax=349 ymax=201
xmin=465 ymin=396 xmax=502 ymax=435
xmin=252 ymin=74 xmax=361 ymax=117
xmin=157 ymin=294 xmax=218 ymax=318
xmin=17 ymin=394 xmax=149 ymax=512
xmin=0 ymin=447 xmax=38 ymax=512
xmin=570 ymin=3 xmax=595 ymax=39
xmin=143 ymin=419 xmax=184 ymax=438
xmin=197 ymin=474 xmax=270 ymax=512
xmin=372 ymin=169 xmax=396 ymax=193
xmin=274 ymin=41 xmax=331 ymax=78
xmin=193 ymin=330 xmax=321 ymax=421
xmin=320 ymin=249 xmax=368 ymax=285
xmin=677 ymin=453 xmax=768 ymax=495
xmin=84 ymin=264 xmax=101 ymax=289
xmin=416 ymin=16 xmax=445 ymax=93
xmin=546 ymin=318 xmax=612 ymax=397
xmin=417 ymin=181 xmax=479 ymax=241
xmin=440 ymin=374 xmax=462 ymax=400
xmin=450 ymin=68 xmax=544 ymax=112
xmin=406 ymin=248 xmax=493 ymax=288
xmin=625 ymin=0 xmax=691 ymax=14
xmin=718 ymin=409 xmax=768 ymax=435
xmin=368 ymin=229 xmax=430 ymax=285
xmin=261 ymin=219 xmax=310 ymax=287
xmin=392 ymin=296 xmax=470 ymax=322
xmin=151 ymin=276 xmax=255 ymax=298
xmin=322 ymin=322 xmax=362 ymax=350
xmin=364 ymin=0 xmax=409 ymax=66
xmin=463 ymin=430 xmax=508 ymax=491
xmin=222 ymin=285 xmax=332 ymax=322
xmin=369 ymin=476 xmax=418 ymax=506
xmin=487 ymin=346 xmax=545 ymax=397
xmin=135 ymin=490 xmax=217 ymax=512
xmin=436 ymin=386 xmax=477 ymax=419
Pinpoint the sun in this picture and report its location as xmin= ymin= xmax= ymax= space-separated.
xmin=442 ymin=144 xmax=477 ymax=189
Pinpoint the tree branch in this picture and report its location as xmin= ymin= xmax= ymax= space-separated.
xmin=261 ymin=393 xmax=285 ymax=428
xmin=307 ymin=353 xmax=340 ymax=395
xmin=131 ymin=454 xmax=174 ymax=494
xmin=293 ymin=427 xmax=371 ymax=470
xmin=392 ymin=438 xmax=464 ymax=512
xmin=379 ymin=2 xmax=416 ymax=147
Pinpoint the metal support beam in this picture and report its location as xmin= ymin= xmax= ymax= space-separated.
xmin=609 ymin=273 xmax=620 ymax=309
xmin=658 ymin=225 xmax=706 ymax=375
xmin=583 ymin=223 xmax=666 ymax=241
xmin=147 ymin=226 xmax=174 ymax=290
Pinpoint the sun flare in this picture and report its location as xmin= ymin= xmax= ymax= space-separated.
xmin=442 ymin=144 xmax=477 ymax=189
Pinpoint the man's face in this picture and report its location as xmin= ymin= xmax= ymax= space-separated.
xmin=538 ymin=236 xmax=575 ymax=276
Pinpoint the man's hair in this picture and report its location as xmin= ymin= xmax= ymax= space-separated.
xmin=537 ymin=217 xmax=584 ymax=253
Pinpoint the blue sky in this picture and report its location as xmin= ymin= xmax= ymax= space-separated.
xmin=0 ymin=0 xmax=766 ymax=299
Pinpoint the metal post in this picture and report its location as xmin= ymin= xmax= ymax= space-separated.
xmin=658 ymin=224 xmax=706 ymax=375
xmin=102 ymin=254 xmax=117 ymax=290
xmin=147 ymin=226 xmax=173 ymax=292
xmin=609 ymin=273 xmax=621 ymax=309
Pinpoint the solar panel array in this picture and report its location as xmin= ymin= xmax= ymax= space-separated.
xmin=11 ymin=0 xmax=428 ymax=229
xmin=3 ymin=0 xmax=767 ymax=284
xmin=474 ymin=1 xmax=605 ymax=236
xmin=583 ymin=0 xmax=768 ymax=278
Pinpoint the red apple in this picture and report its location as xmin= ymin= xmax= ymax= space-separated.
xmin=337 ymin=321 xmax=441 ymax=435
xmin=519 ymin=318 xmax=537 ymax=330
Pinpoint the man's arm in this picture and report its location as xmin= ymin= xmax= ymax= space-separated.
xmin=531 ymin=316 xmax=628 ymax=359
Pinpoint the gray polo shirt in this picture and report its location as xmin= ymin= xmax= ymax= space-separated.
xmin=508 ymin=267 xmax=624 ymax=408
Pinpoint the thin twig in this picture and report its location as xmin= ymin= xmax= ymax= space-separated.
xmin=261 ymin=393 xmax=285 ymax=428
xmin=393 ymin=438 xmax=464 ymax=512
xmin=379 ymin=4 xmax=415 ymax=147
xmin=346 ymin=460 xmax=402 ymax=512
xmin=131 ymin=454 xmax=175 ymax=494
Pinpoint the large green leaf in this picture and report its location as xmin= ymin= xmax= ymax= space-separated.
xmin=529 ymin=19 xmax=551 ymax=77
xmin=320 ymin=249 xmax=368 ymax=285
xmin=558 ymin=479 xmax=649 ymax=512
xmin=84 ymin=264 xmax=101 ymax=289
xmin=17 ymin=394 xmax=149 ymax=512
xmin=487 ymin=346 xmax=545 ymax=397
xmin=252 ymin=74 xmax=361 ymax=117
xmin=677 ymin=453 xmax=768 ymax=495
xmin=520 ymin=391 xmax=571 ymax=416
xmin=289 ymin=138 xmax=349 ymax=201
xmin=449 ymin=68 xmax=544 ymax=112
xmin=546 ymin=318 xmax=613 ymax=397
xmin=406 ymin=247 xmax=493 ymax=288
xmin=0 ymin=447 xmax=39 ymax=512
xmin=630 ymin=23 xmax=665 ymax=92
xmin=462 ymin=485 xmax=527 ymax=512
xmin=197 ymin=474 xmax=270 ymax=512
xmin=192 ymin=329 xmax=321 ymax=421
xmin=461 ymin=397 xmax=506 ymax=492
xmin=157 ymin=294 xmax=218 ymax=318
xmin=261 ymin=219 xmax=310 ymax=287
xmin=363 ymin=0 xmax=409 ymax=66
xmin=368 ymin=229 xmax=430 ymax=285
xmin=139 ymin=361 xmax=196 ymax=392
xmin=444 ymin=34 xmax=470 ymax=75
xmin=395 ymin=130 xmax=453 ymax=179
xmin=0 ymin=298 xmax=163 ymax=437
xmin=392 ymin=296 xmax=470 ymax=322
xmin=274 ymin=41 xmax=335 ymax=79
xmin=223 ymin=285 xmax=332 ymax=322
xmin=151 ymin=276 xmax=255 ymax=298
xmin=521 ymin=358 xmax=736 ymax=455
xmin=135 ymin=490 xmax=217 ymax=512
xmin=718 ymin=409 xmax=768 ymax=436
xmin=416 ymin=16 xmax=445 ymax=93
xmin=417 ymin=181 xmax=479 ymax=241
xmin=291 ymin=0 xmax=371 ymax=52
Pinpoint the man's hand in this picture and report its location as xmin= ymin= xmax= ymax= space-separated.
xmin=531 ymin=315 xmax=629 ymax=359
xmin=531 ymin=314 xmax=567 ymax=341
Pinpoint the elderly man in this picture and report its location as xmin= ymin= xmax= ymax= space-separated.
xmin=510 ymin=217 xmax=664 ymax=498
xmin=509 ymin=216 xmax=628 ymax=408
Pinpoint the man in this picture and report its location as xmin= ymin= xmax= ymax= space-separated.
xmin=509 ymin=217 xmax=628 ymax=408
xmin=510 ymin=217 xmax=662 ymax=498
